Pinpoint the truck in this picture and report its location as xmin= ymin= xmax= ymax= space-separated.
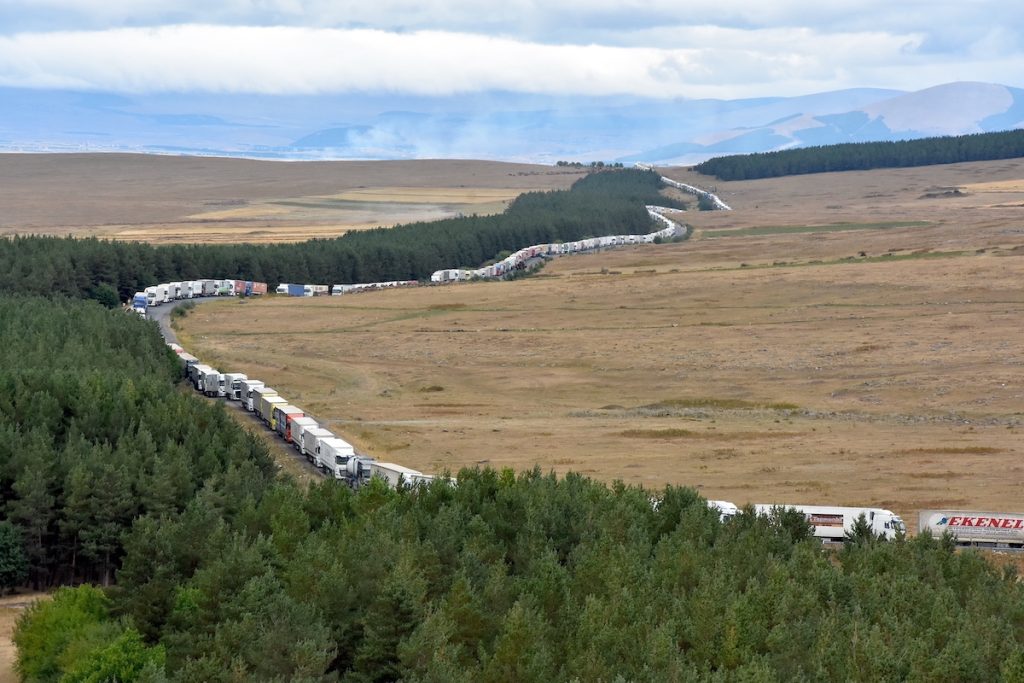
xmin=200 ymin=280 xmax=216 ymax=297
xmin=338 ymin=455 xmax=375 ymax=487
xmin=222 ymin=373 xmax=248 ymax=400
xmin=271 ymin=404 xmax=305 ymax=440
xmin=131 ymin=292 xmax=148 ymax=316
xmin=918 ymin=510 xmax=1024 ymax=549
xmin=251 ymin=282 xmax=268 ymax=296
xmin=288 ymin=417 xmax=319 ymax=450
xmin=145 ymin=286 xmax=159 ymax=307
xmin=251 ymin=386 xmax=279 ymax=418
xmin=155 ymin=284 xmax=170 ymax=304
xmin=299 ymin=426 xmax=334 ymax=460
xmin=261 ymin=396 xmax=289 ymax=429
xmin=189 ymin=363 xmax=212 ymax=391
xmin=240 ymin=380 xmax=266 ymax=411
xmin=370 ymin=462 xmax=433 ymax=489
xmin=316 ymin=437 xmax=356 ymax=474
xmin=197 ymin=366 xmax=223 ymax=397
xmin=753 ymin=504 xmax=906 ymax=543
xmin=178 ymin=353 xmax=199 ymax=378
xmin=179 ymin=281 xmax=193 ymax=299
xmin=707 ymin=500 xmax=739 ymax=521
xmin=288 ymin=284 xmax=305 ymax=296
xmin=168 ymin=282 xmax=181 ymax=299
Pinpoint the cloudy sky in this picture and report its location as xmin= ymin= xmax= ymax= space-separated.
xmin=0 ymin=1 xmax=1020 ymax=99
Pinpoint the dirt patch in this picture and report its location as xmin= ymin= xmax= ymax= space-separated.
xmin=0 ymin=592 xmax=48 ymax=683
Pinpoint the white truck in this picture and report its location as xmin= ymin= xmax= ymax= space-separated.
xmin=754 ymin=504 xmax=906 ymax=542
xmin=288 ymin=417 xmax=319 ymax=450
xmin=317 ymin=437 xmax=356 ymax=475
xmin=221 ymin=373 xmax=248 ymax=400
xmin=707 ymin=500 xmax=739 ymax=521
xmin=240 ymin=379 xmax=266 ymax=411
xmin=299 ymin=426 xmax=334 ymax=460
xmin=370 ymin=462 xmax=433 ymax=489
xmin=197 ymin=366 xmax=224 ymax=397
xmin=251 ymin=386 xmax=280 ymax=418
xmin=179 ymin=281 xmax=194 ymax=299
xmin=918 ymin=510 xmax=1024 ymax=549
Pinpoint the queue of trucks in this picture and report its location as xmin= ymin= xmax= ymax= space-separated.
xmin=131 ymin=279 xmax=268 ymax=317
xmin=173 ymin=342 xmax=436 ymax=489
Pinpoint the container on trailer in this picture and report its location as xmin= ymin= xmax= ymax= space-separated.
xmin=918 ymin=510 xmax=1024 ymax=549
xmin=251 ymin=282 xmax=267 ymax=295
xmin=251 ymin=386 xmax=279 ymax=418
xmin=707 ymin=500 xmax=739 ymax=522
xmin=241 ymin=381 xmax=266 ymax=411
xmin=753 ymin=504 xmax=906 ymax=543
xmin=272 ymin=404 xmax=304 ymax=439
xmin=197 ymin=366 xmax=223 ymax=396
xmin=300 ymin=426 xmax=334 ymax=460
xmin=287 ymin=283 xmax=305 ymax=296
xmin=222 ymin=373 xmax=248 ymax=400
xmin=288 ymin=417 xmax=318 ymax=450
xmin=260 ymin=396 xmax=288 ymax=428
xmin=317 ymin=437 xmax=356 ymax=476
xmin=370 ymin=462 xmax=433 ymax=489
xmin=190 ymin=363 xmax=212 ymax=391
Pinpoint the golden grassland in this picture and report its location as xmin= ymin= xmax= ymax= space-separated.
xmin=178 ymin=158 xmax=1024 ymax=530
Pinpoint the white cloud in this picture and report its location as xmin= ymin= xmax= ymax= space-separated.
xmin=1 ymin=23 xmax=1012 ymax=99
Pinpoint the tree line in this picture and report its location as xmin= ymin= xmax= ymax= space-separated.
xmin=0 ymin=169 xmax=680 ymax=304
xmin=694 ymin=128 xmax=1024 ymax=180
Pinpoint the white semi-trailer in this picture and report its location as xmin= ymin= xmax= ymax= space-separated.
xmin=754 ymin=504 xmax=906 ymax=542
xmin=240 ymin=380 xmax=266 ymax=411
xmin=197 ymin=366 xmax=223 ymax=397
xmin=370 ymin=462 xmax=433 ymax=488
xmin=317 ymin=437 xmax=356 ymax=475
xmin=918 ymin=510 xmax=1024 ymax=549
xmin=299 ymin=426 xmax=334 ymax=460
xmin=221 ymin=373 xmax=247 ymax=400
xmin=708 ymin=500 xmax=739 ymax=521
xmin=288 ymin=417 xmax=318 ymax=450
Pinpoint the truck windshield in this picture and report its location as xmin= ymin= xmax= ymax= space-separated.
xmin=892 ymin=517 xmax=906 ymax=533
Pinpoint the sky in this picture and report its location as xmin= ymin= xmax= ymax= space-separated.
xmin=0 ymin=1 xmax=1020 ymax=99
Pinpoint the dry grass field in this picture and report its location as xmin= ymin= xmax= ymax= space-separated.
xmin=177 ymin=158 xmax=1024 ymax=530
xmin=0 ymin=593 xmax=46 ymax=683
xmin=0 ymin=154 xmax=585 ymax=243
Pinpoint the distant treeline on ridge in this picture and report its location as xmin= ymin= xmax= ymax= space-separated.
xmin=0 ymin=169 xmax=680 ymax=303
xmin=693 ymin=128 xmax=1024 ymax=180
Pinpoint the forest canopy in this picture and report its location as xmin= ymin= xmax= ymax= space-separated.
xmin=693 ymin=128 xmax=1024 ymax=180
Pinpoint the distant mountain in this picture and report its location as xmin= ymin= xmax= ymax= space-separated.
xmin=0 ymin=82 xmax=1020 ymax=164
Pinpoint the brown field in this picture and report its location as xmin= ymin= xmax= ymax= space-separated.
xmin=177 ymin=158 xmax=1024 ymax=530
xmin=0 ymin=154 xmax=586 ymax=243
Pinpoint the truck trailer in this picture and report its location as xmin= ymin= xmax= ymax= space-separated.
xmin=316 ymin=437 xmax=356 ymax=474
xmin=251 ymin=386 xmax=279 ymax=418
xmin=299 ymin=426 xmax=334 ymax=460
xmin=370 ymin=462 xmax=433 ymax=489
xmin=271 ymin=405 xmax=305 ymax=441
xmin=221 ymin=373 xmax=248 ymax=400
xmin=918 ymin=510 xmax=1024 ymax=549
xmin=288 ymin=417 xmax=319 ymax=449
xmin=241 ymin=380 xmax=266 ymax=411
xmin=754 ymin=504 xmax=906 ymax=542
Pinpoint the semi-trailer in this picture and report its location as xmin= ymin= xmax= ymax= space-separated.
xmin=189 ymin=364 xmax=212 ymax=391
xmin=222 ymin=373 xmax=248 ymax=400
xmin=241 ymin=380 xmax=266 ymax=411
xmin=261 ymin=396 xmax=289 ymax=429
xmin=288 ymin=417 xmax=319 ymax=450
xmin=316 ymin=437 xmax=356 ymax=474
xmin=251 ymin=386 xmax=279 ymax=418
xmin=754 ymin=504 xmax=906 ymax=542
xmin=197 ymin=366 xmax=223 ymax=396
xmin=299 ymin=426 xmax=334 ymax=460
xmin=271 ymin=405 xmax=305 ymax=440
xmin=918 ymin=510 xmax=1024 ymax=549
xmin=370 ymin=462 xmax=433 ymax=488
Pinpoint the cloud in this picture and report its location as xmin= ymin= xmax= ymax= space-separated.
xmin=1 ymin=23 xmax=1011 ymax=99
